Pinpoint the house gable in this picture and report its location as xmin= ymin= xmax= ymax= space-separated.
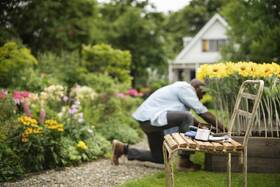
xmin=174 ymin=14 xmax=228 ymax=64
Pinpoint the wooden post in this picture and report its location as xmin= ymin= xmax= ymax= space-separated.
xmin=227 ymin=153 xmax=232 ymax=187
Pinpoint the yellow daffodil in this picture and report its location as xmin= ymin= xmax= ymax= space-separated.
xmin=196 ymin=62 xmax=280 ymax=80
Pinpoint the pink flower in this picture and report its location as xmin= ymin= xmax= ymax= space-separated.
xmin=39 ymin=108 xmax=46 ymax=125
xmin=23 ymin=101 xmax=32 ymax=117
xmin=13 ymin=91 xmax=30 ymax=104
xmin=116 ymin=93 xmax=126 ymax=98
xmin=127 ymin=89 xmax=138 ymax=96
xmin=127 ymin=88 xmax=143 ymax=97
xmin=21 ymin=91 xmax=29 ymax=98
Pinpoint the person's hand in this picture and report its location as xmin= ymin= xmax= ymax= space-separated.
xmin=198 ymin=123 xmax=209 ymax=129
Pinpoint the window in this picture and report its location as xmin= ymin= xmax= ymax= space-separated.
xmin=202 ymin=39 xmax=226 ymax=52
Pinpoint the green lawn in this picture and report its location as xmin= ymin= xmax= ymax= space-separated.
xmin=119 ymin=153 xmax=280 ymax=187
xmin=118 ymin=170 xmax=280 ymax=187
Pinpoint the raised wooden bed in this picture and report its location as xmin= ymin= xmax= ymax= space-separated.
xmin=204 ymin=136 xmax=280 ymax=173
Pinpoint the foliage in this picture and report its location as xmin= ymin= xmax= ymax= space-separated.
xmin=0 ymin=42 xmax=37 ymax=88
xmin=222 ymin=0 xmax=280 ymax=63
xmin=0 ymin=143 xmax=25 ymax=182
xmin=98 ymin=121 xmax=140 ymax=144
xmin=82 ymin=44 xmax=132 ymax=85
xmin=99 ymin=1 xmax=169 ymax=87
xmin=15 ymin=68 xmax=61 ymax=92
xmin=37 ymin=51 xmax=87 ymax=88
xmin=0 ymin=0 xmax=101 ymax=53
xmin=81 ymin=73 xmax=118 ymax=93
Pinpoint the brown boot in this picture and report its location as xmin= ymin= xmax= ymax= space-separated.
xmin=177 ymin=158 xmax=201 ymax=171
xmin=111 ymin=140 xmax=125 ymax=165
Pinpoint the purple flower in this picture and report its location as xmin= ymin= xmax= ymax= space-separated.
xmin=68 ymin=107 xmax=78 ymax=115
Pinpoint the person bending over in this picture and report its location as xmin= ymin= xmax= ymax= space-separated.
xmin=112 ymin=79 xmax=225 ymax=170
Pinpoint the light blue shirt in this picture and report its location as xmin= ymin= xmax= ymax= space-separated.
xmin=132 ymin=81 xmax=208 ymax=126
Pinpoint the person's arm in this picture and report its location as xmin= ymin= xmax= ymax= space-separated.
xmin=199 ymin=112 xmax=227 ymax=132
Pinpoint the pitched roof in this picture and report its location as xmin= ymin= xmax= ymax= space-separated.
xmin=175 ymin=13 xmax=228 ymax=61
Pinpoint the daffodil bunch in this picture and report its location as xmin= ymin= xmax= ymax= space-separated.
xmin=197 ymin=62 xmax=280 ymax=80
xmin=196 ymin=62 xmax=280 ymax=133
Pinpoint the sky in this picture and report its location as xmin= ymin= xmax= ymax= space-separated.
xmin=97 ymin=0 xmax=191 ymax=13
xmin=149 ymin=0 xmax=191 ymax=12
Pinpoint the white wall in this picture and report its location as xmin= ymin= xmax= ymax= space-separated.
xmin=177 ymin=20 xmax=227 ymax=64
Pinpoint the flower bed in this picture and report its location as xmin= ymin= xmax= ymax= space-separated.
xmin=0 ymin=85 xmax=143 ymax=182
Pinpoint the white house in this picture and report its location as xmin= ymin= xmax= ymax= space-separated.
xmin=169 ymin=13 xmax=228 ymax=82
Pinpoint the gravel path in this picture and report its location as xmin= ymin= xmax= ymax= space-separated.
xmin=1 ymin=138 xmax=163 ymax=187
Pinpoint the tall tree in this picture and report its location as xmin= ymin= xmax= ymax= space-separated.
xmin=222 ymin=0 xmax=280 ymax=63
xmin=99 ymin=0 xmax=170 ymax=87
xmin=1 ymin=0 xmax=101 ymax=53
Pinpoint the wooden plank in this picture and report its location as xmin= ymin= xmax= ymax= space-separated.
xmin=171 ymin=133 xmax=188 ymax=148
xmin=205 ymin=153 xmax=280 ymax=173
xmin=211 ymin=142 xmax=223 ymax=151
xmin=222 ymin=142 xmax=234 ymax=151
xmin=193 ymin=140 xmax=206 ymax=150
xmin=237 ymin=109 xmax=252 ymax=118
xmin=180 ymin=134 xmax=197 ymax=149
xmin=204 ymin=141 xmax=215 ymax=151
xmin=164 ymin=134 xmax=178 ymax=150
xmin=233 ymin=136 xmax=280 ymax=158
xmin=241 ymin=92 xmax=257 ymax=100
xmin=229 ymin=139 xmax=243 ymax=150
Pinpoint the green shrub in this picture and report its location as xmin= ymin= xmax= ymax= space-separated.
xmin=0 ymin=42 xmax=37 ymax=88
xmin=16 ymin=69 xmax=61 ymax=92
xmin=0 ymin=143 xmax=25 ymax=182
xmin=60 ymin=137 xmax=82 ymax=165
xmin=37 ymin=51 xmax=87 ymax=88
xmin=82 ymin=44 xmax=132 ymax=85
xmin=98 ymin=120 xmax=141 ymax=144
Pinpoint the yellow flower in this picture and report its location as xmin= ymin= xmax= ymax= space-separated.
xmin=255 ymin=63 xmax=274 ymax=78
xmin=196 ymin=64 xmax=209 ymax=80
xmin=77 ymin=140 xmax=88 ymax=150
xmin=18 ymin=116 xmax=38 ymax=127
xmin=208 ymin=63 xmax=228 ymax=78
xmin=235 ymin=62 xmax=257 ymax=77
xmin=21 ymin=126 xmax=43 ymax=143
xmin=44 ymin=119 xmax=64 ymax=132
xmin=196 ymin=61 xmax=280 ymax=80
